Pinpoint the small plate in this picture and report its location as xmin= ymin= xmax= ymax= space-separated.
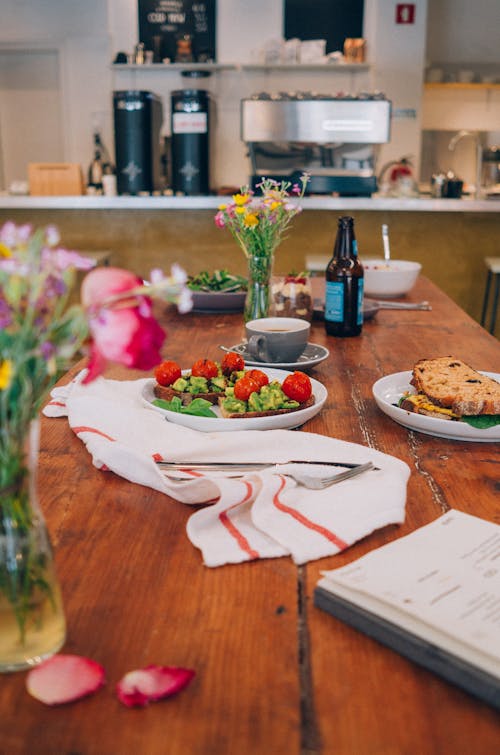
xmin=141 ymin=368 xmax=327 ymax=432
xmin=191 ymin=290 xmax=246 ymax=313
xmin=224 ymin=342 xmax=329 ymax=370
xmin=313 ymin=299 xmax=379 ymax=321
xmin=372 ymin=371 xmax=500 ymax=442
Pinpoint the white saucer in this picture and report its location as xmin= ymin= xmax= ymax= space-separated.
xmin=224 ymin=342 xmax=329 ymax=370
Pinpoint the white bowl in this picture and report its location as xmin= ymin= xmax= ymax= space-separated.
xmin=362 ymin=259 xmax=421 ymax=298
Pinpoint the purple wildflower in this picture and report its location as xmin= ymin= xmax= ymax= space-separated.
xmin=40 ymin=341 xmax=56 ymax=359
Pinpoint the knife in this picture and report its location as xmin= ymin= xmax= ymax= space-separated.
xmin=155 ymin=460 xmax=378 ymax=472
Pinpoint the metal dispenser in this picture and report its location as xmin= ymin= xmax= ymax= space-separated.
xmin=241 ymin=92 xmax=392 ymax=196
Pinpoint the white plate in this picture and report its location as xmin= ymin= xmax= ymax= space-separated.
xmin=141 ymin=368 xmax=327 ymax=432
xmin=372 ymin=371 xmax=500 ymax=442
xmin=224 ymin=342 xmax=329 ymax=370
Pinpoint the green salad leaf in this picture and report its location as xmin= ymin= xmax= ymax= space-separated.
xmin=461 ymin=415 xmax=500 ymax=429
xmin=187 ymin=269 xmax=247 ymax=292
xmin=152 ymin=396 xmax=217 ymax=418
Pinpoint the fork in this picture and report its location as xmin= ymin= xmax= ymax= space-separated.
xmin=283 ymin=461 xmax=374 ymax=489
xmin=162 ymin=461 xmax=374 ymax=490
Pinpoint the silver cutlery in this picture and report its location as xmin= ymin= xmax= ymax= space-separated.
xmin=367 ymin=299 xmax=432 ymax=311
xmin=283 ymin=462 xmax=374 ymax=489
xmin=156 ymin=460 xmax=375 ymax=472
xmin=382 ymin=223 xmax=391 ymax=260
xmin=156 ymin=460 xmax=376 ymax=490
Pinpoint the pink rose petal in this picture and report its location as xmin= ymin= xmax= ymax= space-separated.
xmin=26 ymin=654 xmax=106 ymax=705
xmin=116 ymin=665 xmax=195 ymax=707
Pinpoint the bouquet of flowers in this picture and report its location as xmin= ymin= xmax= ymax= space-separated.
xmin=0 ymin=221 xmax=189 ymax=669
xmin=214 ymin=175 xmax=309 ymax=320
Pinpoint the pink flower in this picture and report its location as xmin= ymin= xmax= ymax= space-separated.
xmin=214 ymin=211 xmax=226 ymax=228
xmin=43 ymin=247 xmax=96 ymax=272
xmin=81 ymin=267 xmax=166 ymax=383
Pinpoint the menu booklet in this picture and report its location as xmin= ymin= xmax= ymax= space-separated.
xmin=314 ymin=510 xmax=500 ymax=710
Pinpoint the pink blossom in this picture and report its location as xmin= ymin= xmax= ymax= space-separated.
xmin=43 ymin=247 xmax=96 ymax=272
xmin=214 ymin=211 xmax=226 ymax=228
xmin=44 ymin=225 xmax=61 ymax=247
xmin=81 ymin=267 xmax=166 ymax=383
xmin=1 ymin=221 xmax=32 ymax=246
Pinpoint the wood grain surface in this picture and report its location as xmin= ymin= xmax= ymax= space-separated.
xmin=0 ymin=277 xmax=499 ymax=755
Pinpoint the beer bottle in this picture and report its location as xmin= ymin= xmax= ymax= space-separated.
xmin=324 ymin=216 xmax=364 ymax=337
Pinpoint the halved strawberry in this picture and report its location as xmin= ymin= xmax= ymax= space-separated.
xmin=116 ymin=665 xmax=195 ymax=707
xmin=26 ymin=654 xmax=106 ymax=705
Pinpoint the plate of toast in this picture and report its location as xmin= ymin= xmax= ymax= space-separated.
xmin=373 ymin=358 xmax=500 ymax=442
xmin=141 ymin=367 xmax=328 ymax=432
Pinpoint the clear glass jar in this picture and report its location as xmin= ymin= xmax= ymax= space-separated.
xmin=270 ymin=275 xmax=313 ymax=322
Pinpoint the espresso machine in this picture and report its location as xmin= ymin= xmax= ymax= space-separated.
xmin=241 ymin=92 xmax=392 ymax=196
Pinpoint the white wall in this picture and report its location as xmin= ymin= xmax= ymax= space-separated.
xmin=426 ymin=0 xmax=500 ymax=66
xmin=1 ymin=0 xmax=499 ymax=191
xmin=0 ymin=0 xmax=112 ymax=188
xmin=364 ymin=0 xmax=428 ymax=176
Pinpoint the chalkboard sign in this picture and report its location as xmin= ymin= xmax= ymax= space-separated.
xmin=284 ymin=0 xmax=364 ymax=55
xmin=138 ymin=1 xmax=216 ymax=63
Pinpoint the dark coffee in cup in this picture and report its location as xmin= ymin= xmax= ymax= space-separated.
xmin=245 ymin=317 xmax=310 ymax=363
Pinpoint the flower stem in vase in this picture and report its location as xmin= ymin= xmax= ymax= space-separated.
xmin=244 ymin=254 xmax=274 ymax=321
xmin=0 ymin=420 xmax=66 ymax=672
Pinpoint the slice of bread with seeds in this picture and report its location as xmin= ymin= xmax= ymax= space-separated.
xmin=410 ymin=357 xmax=500 ymax=416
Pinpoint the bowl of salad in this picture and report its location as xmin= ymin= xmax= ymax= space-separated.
xmin=187 ymin=269 xmax=247 ymax=312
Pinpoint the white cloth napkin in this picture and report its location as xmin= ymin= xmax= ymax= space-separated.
xmin=43 ymin=372 xmax=410 ymax=567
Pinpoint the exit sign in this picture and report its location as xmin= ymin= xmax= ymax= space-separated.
xmin=396 ymin=4 xmax=415 ymax=24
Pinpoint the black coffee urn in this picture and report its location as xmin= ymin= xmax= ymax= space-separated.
xmin=171 ymin=89 xmax=210 ymax=195
xmin=113 ymin=90 xmax=163 ymax=195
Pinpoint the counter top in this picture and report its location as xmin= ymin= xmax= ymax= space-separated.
xmin=1 ymin=195 xmax=500 ymax=212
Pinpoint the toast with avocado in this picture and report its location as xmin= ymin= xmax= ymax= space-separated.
xmin=218 ymin=380 xmax=314 ymax=419
xmin=153 ymin=373 xmax=240 ymax=406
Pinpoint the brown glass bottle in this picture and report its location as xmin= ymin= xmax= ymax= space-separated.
xmin=324 ymin=216 xmax=364 ymax=337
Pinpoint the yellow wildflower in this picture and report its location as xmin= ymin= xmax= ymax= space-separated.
xmin=235 ymin=206 xmax=246 ymax=215
xmin=0 ymin=242 xmax=12 ymax=258
xmin=244 ymin=214 xmax=259 ymax=227
xmin=218 ymin=203 xmax=227 ymax=211
xmin=270 ymin=201 xmax=282 ymax=211
xmin=0 ymin=360 xmax=12 ymax=390
xmin=233 ymin=193 xmax=250 ymax=206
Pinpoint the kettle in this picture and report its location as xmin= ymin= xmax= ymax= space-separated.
xmin=378 ymin=156 xmax=419 ymax=197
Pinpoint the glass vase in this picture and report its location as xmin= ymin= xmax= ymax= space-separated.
xmin=244 ymin=253 xmax=274 ymax=322
xmin=0 ymin=419 xmax=66 ymax=673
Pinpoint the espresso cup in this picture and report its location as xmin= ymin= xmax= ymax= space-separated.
xmin=245 ymin=317 xmax=310 ymax=363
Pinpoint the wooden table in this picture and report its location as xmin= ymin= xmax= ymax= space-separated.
xmin=1 ymin=277 xmax=499 ymax=754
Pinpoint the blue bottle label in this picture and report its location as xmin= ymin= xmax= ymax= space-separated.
xmin=325 ymin=281 xmax=344 ymax=322
xmin=357 ymin=279 xmax=364 ymax=325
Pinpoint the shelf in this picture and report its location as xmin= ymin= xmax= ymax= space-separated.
xmin=112 ymin=62 xmax=370 ymax=74
xmin=238 ymin=63 xmax=370 ymax=72
xmin=112 ymin=63 xmax=234 ymax=72
xmin=424 ymin=82 xmax=500 ymax=90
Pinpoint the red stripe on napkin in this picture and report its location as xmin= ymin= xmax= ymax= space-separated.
xmin=272 ymin=476 xmax=348 ymax=551
xmin=47 ymin=400 xmax=66 ymax=407
xmin=219 ymin=482 xmax=259 ymax=560
xmin=72 ymin=426 xmax=116 ymax=442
